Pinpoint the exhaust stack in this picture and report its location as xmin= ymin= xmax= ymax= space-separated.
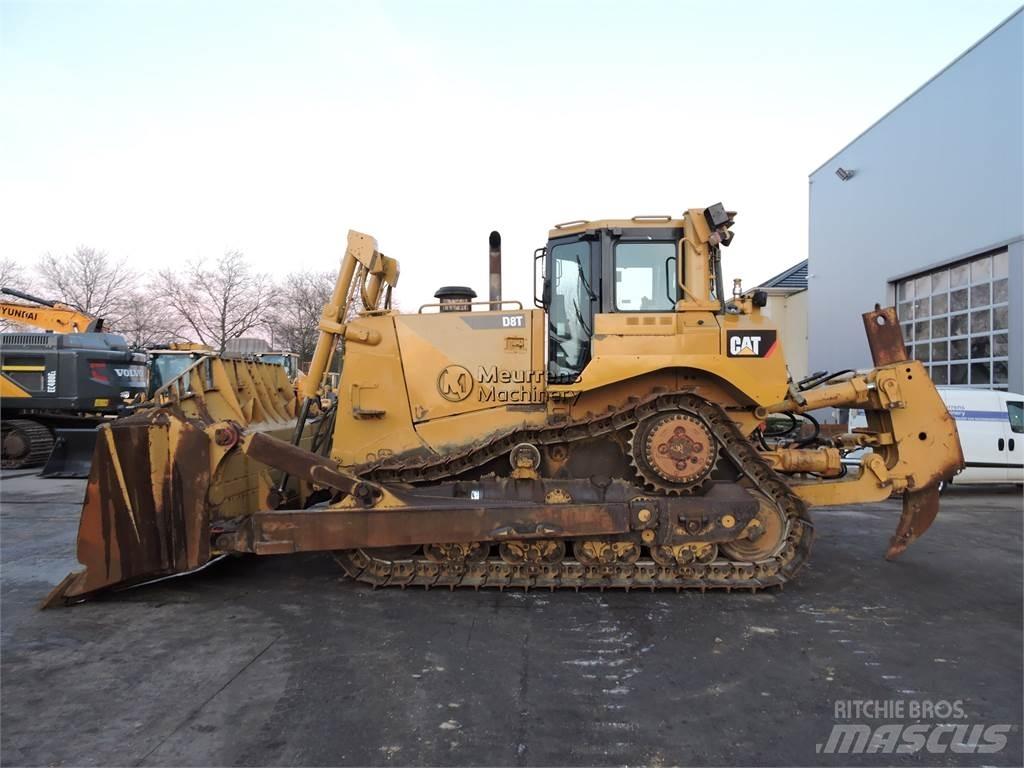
xmin=488 ymin=230 xmax=502 ymax=304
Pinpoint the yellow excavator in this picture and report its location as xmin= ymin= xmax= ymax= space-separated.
xmin=45 ymin=205 xmax=963 ymax=605
xmin=0 ymin=287 xmax=104 ymax=333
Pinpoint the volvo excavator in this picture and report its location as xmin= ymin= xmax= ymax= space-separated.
xmin=1 ymin=287 xmax=147 ymax=474
xmin=45 ymin=205 xmax=963 ymax=605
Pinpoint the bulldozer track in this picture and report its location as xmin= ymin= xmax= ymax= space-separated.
xmin=337 ymin=394 xmax=814 ymax=591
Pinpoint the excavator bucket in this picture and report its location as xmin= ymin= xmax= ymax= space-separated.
xmin=39 ymin=428 xmax=98 ymax=479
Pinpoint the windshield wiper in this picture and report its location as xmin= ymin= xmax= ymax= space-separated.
xmin=576 ymin=255 xmax=597 ymax=302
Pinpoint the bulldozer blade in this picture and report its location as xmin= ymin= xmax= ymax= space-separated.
xmin=41 ymin=414 xmax=217 ymax=607
xmin=41 ymin=353 xmax=307 ymax=607
xmin=886 ymin=485 xmax=941 ymax=560
xmin=39 ymin=427 xmax=98 ymax=479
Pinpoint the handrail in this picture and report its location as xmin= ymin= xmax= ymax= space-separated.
xmin=417 ymin=299 xmax=524 ymax=313
xmin=149 ymin=354 xmax=213 ymax=404
xmin=553 ymin=219 xmax=589 ymax=229
xmin=631 ymin=215 xmax=673 ymax=222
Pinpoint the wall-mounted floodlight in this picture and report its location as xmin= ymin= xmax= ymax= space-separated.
xmin=835 ymin=167 xmax=856 ymax=181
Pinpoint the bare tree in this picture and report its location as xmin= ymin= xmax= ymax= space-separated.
xmin=0 ymin=257 xmax=25 ymax=289
xmin=265 ymin=270 xmax=336 ymax=366
xmin=262 ymin=266 xmax=392 ymax=366
xmin=114 ymin=284 xmax=187 ymax=349
xmin=0 ymin=257 xmax=29 ymax=331
xmin=37 ymin=246 xmax=137 ymax=325
xmin=155 ymin=250 xmax=271 ymax=353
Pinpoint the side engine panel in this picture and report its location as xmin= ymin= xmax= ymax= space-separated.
xmin=395 ymin=309 xmax=546 ymax=422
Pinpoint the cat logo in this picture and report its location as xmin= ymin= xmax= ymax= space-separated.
xmin=726 ymin=330 xmax=778 ymax=358
xmin=437 ymin=364 xmax=474 ymax=402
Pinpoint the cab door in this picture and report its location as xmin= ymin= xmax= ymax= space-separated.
xmin=546 ymin=236 xmax=599 ymax=382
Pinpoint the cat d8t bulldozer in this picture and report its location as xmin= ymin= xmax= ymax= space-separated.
xmin=45 ymin=205 xmax=963 ymax=605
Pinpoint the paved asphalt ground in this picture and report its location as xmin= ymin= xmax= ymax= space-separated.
xmin=1 ymin=469 xmax=1021 ymax=767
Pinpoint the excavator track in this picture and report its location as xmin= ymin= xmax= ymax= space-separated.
xmin=336 ymin=394 xmax=813 ymax=591
xmin=1 ymin=419 xmax=54 ymax=470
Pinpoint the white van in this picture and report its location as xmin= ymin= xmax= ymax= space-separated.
xmin=848 ymin=387 xmax=1024 ymax=487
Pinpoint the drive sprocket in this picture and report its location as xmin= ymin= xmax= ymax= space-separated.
xmin=629 ymin=411 xmax=718 ymax=495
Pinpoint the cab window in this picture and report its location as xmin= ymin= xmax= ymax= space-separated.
xmin=1008 ymin=401 xmax=1023 ymax=434
xmin=614 ymin=242 xmax=677 ymax=311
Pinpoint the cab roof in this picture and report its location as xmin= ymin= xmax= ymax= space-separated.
xmin=547 ymin=215 xmax=685 ymax=238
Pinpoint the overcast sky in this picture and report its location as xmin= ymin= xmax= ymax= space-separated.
xmin=1 ymin=0 xmax=1020 ymax=309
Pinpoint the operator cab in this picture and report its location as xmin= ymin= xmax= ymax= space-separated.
xmin=537 ymin=205 xmax=738 ymax=383
xmin=539 ymin=217 xmax=686 ymax=382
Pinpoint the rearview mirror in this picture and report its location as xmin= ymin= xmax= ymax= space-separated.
xmin=533 ymin=248 xmax=548 ymax=308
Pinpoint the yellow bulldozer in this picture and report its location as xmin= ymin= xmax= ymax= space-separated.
xmin=45 ymin=205 xmax=963 ymax=605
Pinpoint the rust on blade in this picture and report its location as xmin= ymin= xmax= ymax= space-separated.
xmin=41 ymin=413 xmax=214 ymax=607
xmin=886 ymin=486 xmax=940 ymax=560
xmin=41 ymin=354 xmax=303 ymax=607
xmin=863 ymin=306 xmax=908 ymax=367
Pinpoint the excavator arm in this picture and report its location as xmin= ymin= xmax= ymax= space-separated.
xmin=0 ymin=287 xmax=103 ymax=333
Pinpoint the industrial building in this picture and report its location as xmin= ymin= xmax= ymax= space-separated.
xmin=808 ymin=8 xmax=1023 ymax=393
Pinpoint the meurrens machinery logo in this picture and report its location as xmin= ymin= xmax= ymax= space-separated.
xmin=437 ymin=365 xmax=475 ymax=402
xmin=437 ymin=365 xmax=563 ymax=404
xmin=817 ymin=699 xmax=1013 ymax=756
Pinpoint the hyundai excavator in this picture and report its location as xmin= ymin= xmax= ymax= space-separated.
xmin=0 ymin=286 xmax=105 ymax=333
xmin=0 ymin=287 xmax=147 ymax=474
xmin=45 ymin=205 xmax=963 ymax=605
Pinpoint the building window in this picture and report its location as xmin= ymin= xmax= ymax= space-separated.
xmin=895 ymin=248 xmax=1009 ymax=390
